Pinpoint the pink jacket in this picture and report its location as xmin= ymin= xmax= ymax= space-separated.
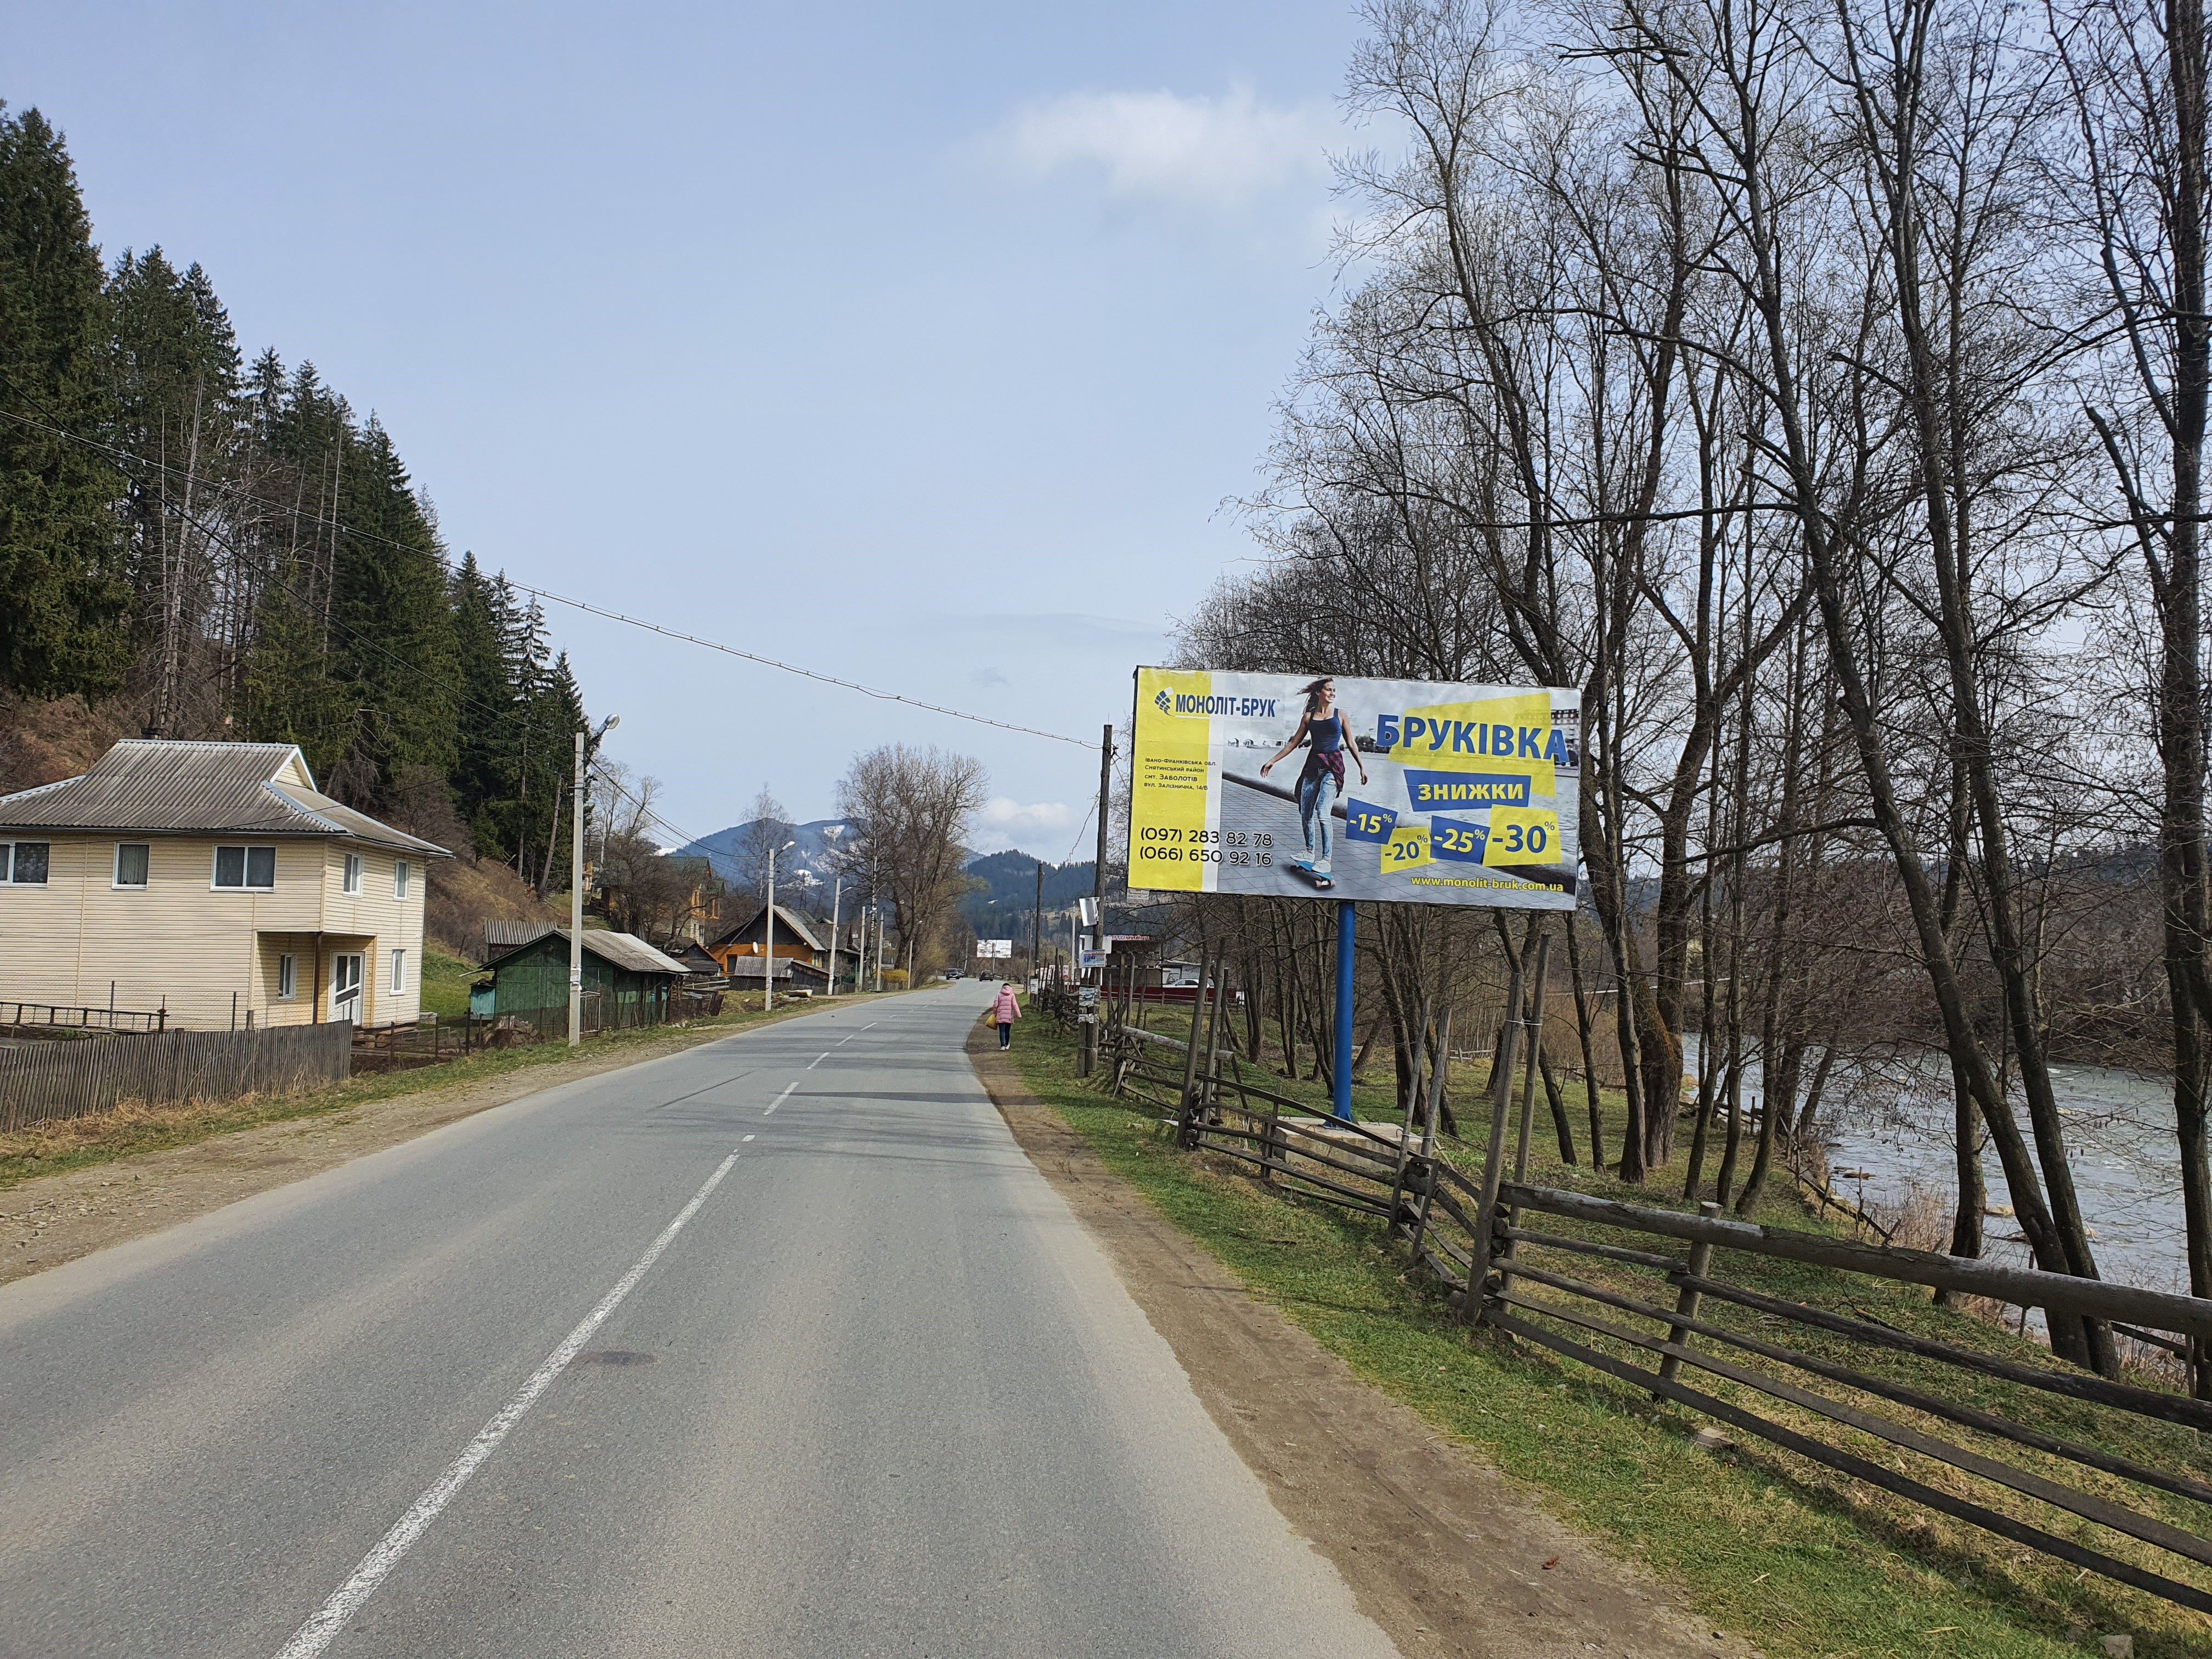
xmin=992 ymin=986 xmax=1021 ymax=1023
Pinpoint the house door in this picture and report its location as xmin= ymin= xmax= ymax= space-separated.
xmin=331 ymin=952 xmax=364 ymax=1023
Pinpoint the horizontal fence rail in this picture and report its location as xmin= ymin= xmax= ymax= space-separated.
xmin=0 ymin=1000 xmax=167 ymax=1034
xmin=0 ymin=1020 xmax=353 ymax=1133
xmin=1093 ymin=962 xmax=2212 ymax=1617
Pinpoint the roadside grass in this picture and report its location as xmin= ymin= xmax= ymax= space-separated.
xmin=418 ymin=945 xmax=478 ymax=1020
xmin=0 ymin=988 xmax=913 ymax=1192
xmin=1005 ymin=1013 xmax=2212 ymax=1659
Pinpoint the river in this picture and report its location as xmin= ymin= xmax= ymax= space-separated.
xmin=1681 ymin=1037 xmax=2188 ymax=1300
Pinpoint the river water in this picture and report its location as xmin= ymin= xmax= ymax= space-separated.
xmin=1681 ymin=1037 xmax=2188 ymax=1299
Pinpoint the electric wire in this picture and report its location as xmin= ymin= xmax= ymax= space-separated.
xmin=0 ymin=405 xmax=1094 ymax=749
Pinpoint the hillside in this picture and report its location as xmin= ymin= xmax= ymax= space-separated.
xmin=676 ymin=818 xmax=852 ymax=909
xmin=960 ymin=851 xmax=1096 ymax=938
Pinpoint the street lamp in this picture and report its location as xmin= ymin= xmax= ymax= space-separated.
xmin=764 ymin=838 xmax=795 ymax=1011
xmin=569 ymin=714 xmax=618 ymax=1047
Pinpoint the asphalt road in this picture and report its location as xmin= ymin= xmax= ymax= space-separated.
xmin=0 ymin=984 xmax=1400 ymax=1657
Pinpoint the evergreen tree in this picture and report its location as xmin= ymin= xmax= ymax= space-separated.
xmin=106 ymin=245 xmax=244 ymax=733
xmin=0 ymin=106 xmax=130 ymax=696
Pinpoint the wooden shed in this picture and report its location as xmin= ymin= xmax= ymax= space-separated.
xmin=481 ymin=929 xmax=689 ymax=1030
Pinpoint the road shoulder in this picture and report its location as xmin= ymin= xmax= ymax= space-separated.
xmin=0 ymin=1004 xmax=845 ymax=1289
xmin=967 ymin=1021 xmax=1756 ymax=1659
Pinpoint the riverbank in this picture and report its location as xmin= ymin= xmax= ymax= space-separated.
xmin=1007 ymin=1012 xmax=2208 ymax=1659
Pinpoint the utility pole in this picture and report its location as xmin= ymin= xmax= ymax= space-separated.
xmin=764 ymin=838 xmax=793 ymax=1012
xmin=568 ymin=715 xmax=617 ymax=1046
xmin=827 ymin=877 xmax=842 ymax=997
xmin=1092 ymin=723 xmax=1113 ymax=964
xmin=569 ymin=730 xmax=585 ymax=1046
xmin=1032 ymin=859 xmax=1043 ymax=991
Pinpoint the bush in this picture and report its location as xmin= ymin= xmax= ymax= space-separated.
xmin=882 ymin=969 xmax=909 ymax=988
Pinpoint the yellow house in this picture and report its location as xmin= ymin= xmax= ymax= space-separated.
xmin=0 ymin=740 xmax=453 ymax=1029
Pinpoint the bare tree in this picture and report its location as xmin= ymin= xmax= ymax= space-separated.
xmin=834 ymin=744 xmax=987 ymax=978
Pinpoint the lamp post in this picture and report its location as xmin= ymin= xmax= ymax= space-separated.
xmin=826 ymin=876 xmax=842 ymax=998
xmin=569 ymin=714 xmax=617 ymax=1047
xmin=764 ymin=838 xmax=795 ymax=1011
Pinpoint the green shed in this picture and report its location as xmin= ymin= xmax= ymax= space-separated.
xmin=481 ymin=928 xmax=689 ymax=1031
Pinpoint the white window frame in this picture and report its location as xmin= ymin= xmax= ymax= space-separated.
xmin=212 ymin=845 xmax=276 ymax=891
xmin=342 ymin=852 xmax=363 ymax=895
xmin=0 ymin=841 xmax=50 ymax=885
xmin=390 ymin=947 xmax=407 ymax=993
xmin=394 ymin=859 xmax=411 ymax=899
xmin=113 ymin=842 xmax=150 ymax=889
xmin=276 ymin=953 xmax=297 ymax=1000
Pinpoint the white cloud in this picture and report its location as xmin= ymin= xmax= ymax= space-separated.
xmin=993 ymin=84 xmax=1336 ymax=210
xmin=970 ymin=797 xmax=1077 ymax=854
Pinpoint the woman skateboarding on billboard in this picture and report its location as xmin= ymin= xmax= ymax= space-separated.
xmin=1260 ymin=676 xmax=1369 ymax=888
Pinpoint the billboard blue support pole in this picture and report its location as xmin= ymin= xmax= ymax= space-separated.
xmin=1333 ymin=899 xmax=1356 ymax=1121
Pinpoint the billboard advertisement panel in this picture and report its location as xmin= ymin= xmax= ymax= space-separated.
xmin=1127 ymin=667 xmax=1578 ymax=910
xmin=975 ymin=939 xmax=1013 ymax=959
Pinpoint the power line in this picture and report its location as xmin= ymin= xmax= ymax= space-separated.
xmin=0 ymin=405 xmax=1094 ymax=750
xmin=0 ymin=403 xmax=707 ymax=853
xmin=507 ymin=584 xmax=1092 ymax=749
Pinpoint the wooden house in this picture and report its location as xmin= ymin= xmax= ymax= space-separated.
xmin=708 ymin=901 xmax=824 ymax=978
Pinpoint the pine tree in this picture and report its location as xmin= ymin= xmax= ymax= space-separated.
xmin=106 ymin=245 xmax=244 ymax=733
xmin=0 ymin=106 xmax=130 ymax=696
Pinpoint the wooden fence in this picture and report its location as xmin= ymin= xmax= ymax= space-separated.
xmin=1097 ymin=943 xmax=2212 ymax=1616
xmin=0 ymin=1020 xmax=353 ymax=1133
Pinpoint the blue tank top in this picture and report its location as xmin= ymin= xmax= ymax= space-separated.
xmin=1310 ymin=712 xmax=1344 ymax=753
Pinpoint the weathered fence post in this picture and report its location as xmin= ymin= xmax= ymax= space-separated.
xmin=1497 ymin=936 xmax=1553 ymax=1305
xmin=1176 ymin=943 xmax=1216 ymax=1147
xmin=1409 ymin=1006 xmax=1454 ymax=1264
xmin=1656 ymin=1200 xmax=1723 ymax=1393
xmin=1464 ymin=958 xmax=1528 ymax=1323
xmin=1389 ymin=996 xmax=1433 ymax=1235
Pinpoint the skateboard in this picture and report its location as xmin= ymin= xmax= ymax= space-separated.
xmin=1286 ymin=860 xmax=1335 ymax=891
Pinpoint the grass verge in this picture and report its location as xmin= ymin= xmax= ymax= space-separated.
xmin=0 ymin=988 xmax=911 ymax=1191
xmin=1005 ymin=1013 xmax=2209 ymax=1659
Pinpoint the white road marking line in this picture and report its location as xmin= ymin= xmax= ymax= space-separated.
xmin=743 ymin=1134 xmax=755 ymax=1142
xmin=273 ymin=1147 xmax=744 ymax=1659
xmin=763 ymin=1081 xmax=797 ymax=1116
xmin=806 ymin=1052 xmax=827 ymax=1070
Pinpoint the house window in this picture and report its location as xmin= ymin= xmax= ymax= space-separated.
xmin=342 ymin=853 xmax=363 ymax=895
xmin=394 ymin=860 xmax=411 ymax=899
xmin=277 ymin=953 xmax=297 ymax=1000
xmin=0 ymin=842 xmax=49 ymax=885
xmin=214 ymin=845 xmax=276 ymax=890
xmin=114 ymin=843 xmax=150 ymax=888
xmin=390 ymin=948 xmax=407 ymax=992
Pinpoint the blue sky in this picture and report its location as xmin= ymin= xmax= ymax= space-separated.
xmin=3 ymin=2 xmax=1369 ymax=852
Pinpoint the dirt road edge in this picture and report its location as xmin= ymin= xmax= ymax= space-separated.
xmin=967 ymin=1022 xmax=1755 ymax=1659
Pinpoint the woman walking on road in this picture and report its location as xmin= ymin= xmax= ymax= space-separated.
xmin=992 ymin=982 xmax=1021 ymax=1049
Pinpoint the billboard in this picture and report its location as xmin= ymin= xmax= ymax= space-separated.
xmin=1127 ymin=667 xmax=1578 ymax=909
xmin=975 ymin=939 xmax=1013 ymax=959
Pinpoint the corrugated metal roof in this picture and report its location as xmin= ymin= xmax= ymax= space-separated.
xmin=0 ymin=740 xmax=452 ymax=856
xmin=485 ymin=928 xmax=689 ymax=977
xmin=711 ymin=901 xmax=824 ymax=953
xmin=486 ymin=919 xmax=558 ymax=950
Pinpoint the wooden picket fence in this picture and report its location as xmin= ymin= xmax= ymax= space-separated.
xmin=0 ymin=1021 xmax=353 ymax=1133
xmin=1096 ymin=940 xmax=2212 ymax=1617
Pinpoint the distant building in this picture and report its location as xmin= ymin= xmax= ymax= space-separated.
xmin=708 ymin=901 xmax=825 ymax=978
xmin=480 ymin=928 xmax=690 ymax=1028
xmin=0 ymin=740 xmax=450 ymax=1027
